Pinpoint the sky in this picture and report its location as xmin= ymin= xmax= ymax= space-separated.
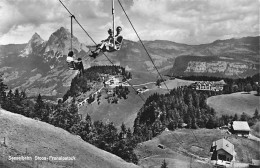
xmin=0 ymin=0 xmax=259 ymax=45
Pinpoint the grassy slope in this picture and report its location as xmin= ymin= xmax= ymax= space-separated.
xmin=0 ymin=109 xmax=140 ymax=168
xmin=135 ymin=129 xmax=260 ymax=168
xmin=78 ymin=78 xmax=193 ymax=128
xmin=79 ymin=87 xmax=167 ymax=128
xmin=207 ymin=91 xmax=260 ymax=116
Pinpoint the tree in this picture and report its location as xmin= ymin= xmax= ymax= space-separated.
xmin=0 ymin=74 xmax=7 ymax=105
xmin=240 ymin=112 xmax=250 ymax=121
xmin=161 ymin=159 xmax=168 ymax=168
xmin=254 ymin=108 xmax=259 ymax=119
xmin=257 ymin=86 xmax=260 ymax=96
xmin=34 ymin=94 xmax=49 ymax=121
xmin=233 ymin=113 xmax=238 ymax=121
xmin=245 ymin=83 xmax=252 ymax=93
xmin=206 ymin=116 xmax=217 ymax=129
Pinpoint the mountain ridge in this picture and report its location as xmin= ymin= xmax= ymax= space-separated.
xmin=0 ymin=27 xmax=259 ymax=99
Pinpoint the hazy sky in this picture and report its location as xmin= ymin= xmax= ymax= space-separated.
xmin=0 ymin=0 xmax=259 ymax=45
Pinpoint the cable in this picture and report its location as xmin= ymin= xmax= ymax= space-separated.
xmin=117 ymin=0 xmax=170 ymax=92
xmin=58 ymin=0 xmax=146 ymax=103
xmin=118 ymin=0 xmax=206 ymax=155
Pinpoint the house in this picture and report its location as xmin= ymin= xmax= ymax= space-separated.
xmin=249 ymin=159 xmax=260 ymax=168
xmin=107 ymin=89 xmax=114 ymax=96
xmin=193 ymin=80 xmax=226 ymax=91
xmin=230 ymin=121 xmax=250 ymax=137
xmin=210 ymin=138 xmax=236 ymax=167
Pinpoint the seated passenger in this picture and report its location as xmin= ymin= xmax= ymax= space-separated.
xmin=89 ymin=28 xmax=113 ymax=58
xmin=66 ymin=51 xmax=76 ymax=70
xmin=75 ymin=58 xmax=84 ymax=77
xmin=89 ymin=26 xmax=123 ymax=58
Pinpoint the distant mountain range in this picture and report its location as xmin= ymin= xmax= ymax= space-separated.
xmin=0 ymin=27 xmax=259 ymax=99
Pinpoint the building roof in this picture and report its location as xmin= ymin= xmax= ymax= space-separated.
xmin=252 ymin=159 xmax=260 ymax=165
xmin=212 ymin=138 xmax=235 ymax=156
xmin=232 ymin=121 xmax=250 ymax=131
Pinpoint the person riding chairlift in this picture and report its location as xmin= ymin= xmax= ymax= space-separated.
xmin=66 ymin=51 xmax=84 ymax=76
xmin=89 ymin=26 xmax=122 ymax=58
xmin=67 ymin=51 xmax=75 ymax=68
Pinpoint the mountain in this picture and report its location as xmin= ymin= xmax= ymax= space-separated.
xmin=0 ymin=28 xmax=259 ymax=101
xmin=0 ymin=27 xmax=90 ymax=100
xmin=0 ymin=108 xmax=140 ymax=168
xmin=142 ymin=37 xmax=259 ymax=77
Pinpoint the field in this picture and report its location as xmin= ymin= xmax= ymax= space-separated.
xmin=159 ymin=78 xmax=195 ymax=90
xmin=135 ymin=128 xmax=260 ymax=168
xmin=207 ymin=91 xmax=260 ymax=116
xmin=0 ymin=109 xmax=140 ymax=168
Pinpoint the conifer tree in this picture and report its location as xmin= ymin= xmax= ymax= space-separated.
xmin=0 ymin=74 xmax=7 ymax=105
xmin=161 ymin=159 xmax=168 ymax=168
xmin=254 ymin=108 xmax=259 ymax=119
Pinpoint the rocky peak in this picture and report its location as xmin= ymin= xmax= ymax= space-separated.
xmin=48 ymin=27 xmax=70 ymax=43
xmin=45 ymin=27 xmax=81 ymax=55
xmin=19 ymin=32 xmax=44 ymax=57
xmin=30 ymin=33 xmax=44 ymax=44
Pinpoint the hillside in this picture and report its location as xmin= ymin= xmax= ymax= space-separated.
xmin=207 ymin=91 xmax=260 ymax=116
xmin=76 ymin=77 xmax=195 ymax=128
xmin=0 ymin=109 xmax=140 ymax=168
xmin=135 ymin=129 xmax=260 ymax=168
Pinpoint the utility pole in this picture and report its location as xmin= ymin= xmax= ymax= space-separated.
xmin=112 ymin=0 xmax=115 ymax=49
xmin=70 ymin=15 xmax=75 ymax=51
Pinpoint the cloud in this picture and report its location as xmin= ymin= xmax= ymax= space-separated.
xmin=125 ymin=0 xmax=259 ymax=44
xmin=0 ymin=0 xmax=259 ymax=45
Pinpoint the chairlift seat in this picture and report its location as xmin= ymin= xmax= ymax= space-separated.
xmin=106 ymin=36 xmax=123 ymax=52
xmin=66 ymin=56 xmax=77 ymax=70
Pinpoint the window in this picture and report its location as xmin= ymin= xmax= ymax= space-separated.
xmin=218 ymin=154 xmax=226 ymax=161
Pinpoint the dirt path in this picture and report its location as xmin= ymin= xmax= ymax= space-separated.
xmin=249 ymin=134 xmax=260 ymax=142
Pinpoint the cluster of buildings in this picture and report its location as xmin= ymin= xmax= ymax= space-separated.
xmin=210 ymin=121 xmax=259 ymax=168
xmin=192 ymin=80 xmax=226 ymax=91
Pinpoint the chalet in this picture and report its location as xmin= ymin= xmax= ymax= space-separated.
xmin=193 ymin=80 xmax=226 ymax=91
xmin=249 ymin=159 xmax=260 ymax=168
xmin=230 ymin=121 xmax=250 ymax=137
xmin=210 ymin=138 xmax=236 ymax=167
xmin=107 ymin=90 xmax=114 ymax=96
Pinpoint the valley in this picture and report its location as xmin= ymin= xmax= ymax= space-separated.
xmin=0 ymin=28 xmax=259 ymax=168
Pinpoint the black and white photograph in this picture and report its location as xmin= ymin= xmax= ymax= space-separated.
xmin=0 ymin=0 xmax=259 ymax=167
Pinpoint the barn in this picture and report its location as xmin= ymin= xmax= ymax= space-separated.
xmin=230 ymin=121 xmax=250 ymax=137
xmin=210 ymin=138 xmax=236 ymax=167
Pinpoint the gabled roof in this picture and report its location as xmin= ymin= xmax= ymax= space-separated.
xmin=212 ymin=138 xmax=235 ymax=156
xmin=232 ymin=121 xmax=250 ymax=131
xmin=252 ymin=159 xmax=260 ymax=165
